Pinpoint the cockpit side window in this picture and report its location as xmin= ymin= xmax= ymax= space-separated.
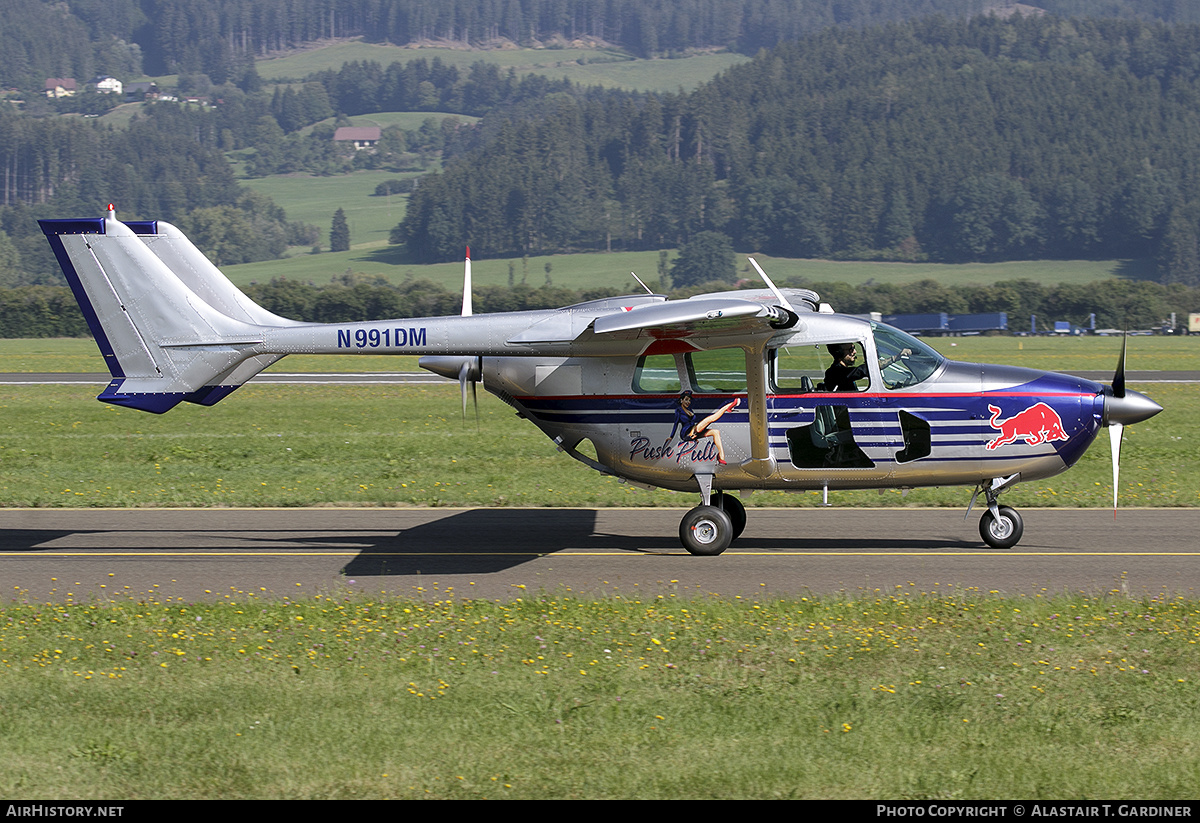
xmin=772 ymin=342 xmax=869 ymax=393
xmin=820 ymin=341 xmax=870 ymax=392
xmin=872 ymin=323 xmax=944 ymax=390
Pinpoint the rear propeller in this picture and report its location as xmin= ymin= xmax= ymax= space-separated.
xmin=459 ymin=357 xmax=480 ymax=428
xmin=417 ymin=246 xmax=482 ymax=426
xmin=459 ymin=246 xmax=479 ymax=427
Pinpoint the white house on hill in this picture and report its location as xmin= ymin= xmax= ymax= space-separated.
xmin=333 ymin=126 xmax=381 ymax=150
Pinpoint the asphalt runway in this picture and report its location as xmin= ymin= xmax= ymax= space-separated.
xmin=2 ymin=507 xmax=1199 ymax=603
xmin=3 ymin=371 xmax=1194 ymax=603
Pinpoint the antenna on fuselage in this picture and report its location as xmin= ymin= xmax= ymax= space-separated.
xmin=747 ymin=257 xmax=796 ymax=314
xmin=457 ymin=246 xmax=479 ymax=426
xmin=630 ymin=271 xmax=654 ymax=295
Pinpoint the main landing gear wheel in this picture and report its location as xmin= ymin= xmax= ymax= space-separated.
xmin=979 ymin=505 xmax=1024 ymax=549
xmin=679 ymin=505 xmax=734 ymax=556
xmin=712 ymin=492 xmax=747 ymax=540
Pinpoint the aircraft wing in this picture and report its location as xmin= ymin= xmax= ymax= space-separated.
xmin=591 ymin=297 xmax=796 ymax=338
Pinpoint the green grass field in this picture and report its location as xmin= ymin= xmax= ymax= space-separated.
xmin=0 ymin=378 xmax=1191 ymax=510
xmin=3 ymin=591 xmax=1200 ymax=798
xmin=238 ymin=169 xmax=417 ymax=252
xmin=0 ymin=336 xmax=1190 ymax=509
xmin=254 ymin=40 xmax=750 ymax=93
xmin=221 ymin=244 xmax=1145 ymax=292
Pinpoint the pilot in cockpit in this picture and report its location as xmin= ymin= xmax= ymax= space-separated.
xmin=824 ymin=342 xmax=911 ymax=391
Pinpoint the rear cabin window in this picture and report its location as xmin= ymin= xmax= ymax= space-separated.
xmin=686 ymin=349 xmax=747 ymax=393
xmin=633 ymin=354 xmax=681 ymax=393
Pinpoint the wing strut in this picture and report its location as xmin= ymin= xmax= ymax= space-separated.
xmin=740 ymin=344 xmax=775 ymax=479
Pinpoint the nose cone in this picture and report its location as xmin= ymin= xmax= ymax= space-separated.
xmin=1103 ymin=388 xmax=1163 ymax=427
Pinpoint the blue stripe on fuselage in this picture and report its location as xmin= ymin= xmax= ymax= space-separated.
xmin=518 ymin=384 xmax=1100 ymax=462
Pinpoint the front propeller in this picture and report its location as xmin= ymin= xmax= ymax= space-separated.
xmin=1101 ymin=333 xmax=1162 ymax=514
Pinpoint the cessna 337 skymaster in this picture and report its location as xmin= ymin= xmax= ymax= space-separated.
xmin=41 ymin=209 xmax=1163 ymax=555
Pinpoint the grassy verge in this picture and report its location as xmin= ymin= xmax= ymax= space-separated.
xmin=2 ymin=590 xmax=1198 ymax=798
xmin=0 ymin=381 xmax=1192 ymax=509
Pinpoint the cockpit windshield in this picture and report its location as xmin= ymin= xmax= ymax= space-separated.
xmin=872 ymin=323 xmax=944 ymax=389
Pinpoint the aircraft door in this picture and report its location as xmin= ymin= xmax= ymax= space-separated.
xmin=868 ymin=327 xmax=984 ymax=479
xmin=770 ymin=343 xmax=877 ymax=470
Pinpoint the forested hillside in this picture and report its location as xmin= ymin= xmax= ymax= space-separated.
xmin=399 ymin=14 xmax=1200 ymax=284
xmin=3 ymin=0 xmax=1198 ymax=90
xmin=4 ymin=3 xmax=1200 ymax=300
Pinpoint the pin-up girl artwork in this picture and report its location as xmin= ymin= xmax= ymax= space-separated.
xmin=669 ymin=390 xmax=740 ymax=465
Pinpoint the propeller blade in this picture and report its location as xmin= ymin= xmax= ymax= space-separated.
xmin=459 ymin=359 xmax=480 ymax=428
xmin=1112 ymin=332 xmax=1127 ymax=399
xmin=1109 ymin=421 xmax=1123 ymax=518
xmin=747 ymin=257 xmax=796 ymax=314
xmin=459 ymin=360 xmax=471 ymax=422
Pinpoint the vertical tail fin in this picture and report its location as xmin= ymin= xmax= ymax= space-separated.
xmin=40 ymin=213 xmax=276 ymax=413
xmin=123 ymin=218 xmax=304 ymax=404
xmin=462 ymin=246 xmax=473 ymax=317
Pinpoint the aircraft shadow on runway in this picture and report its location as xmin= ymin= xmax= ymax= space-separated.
xmin=0 ymin=513 xmax=982 ymax=579
xmin=341 ymin=509 xmax=981 ymax=576
xmin=0 ymin=530 xmax=99 ymax=551
xmin=344 ymin=509 xmax=612 ymax=576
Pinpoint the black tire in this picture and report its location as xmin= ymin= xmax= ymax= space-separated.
xmin=979 ymin=505 xmax=1024 ymax=549
xmin=713 ymin=492 xmax=747 ymax=539
xmin=679 ymin=505 xmax=734 ymax=556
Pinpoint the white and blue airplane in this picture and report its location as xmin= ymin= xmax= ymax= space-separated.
xmin=40 ymin=208 xmax=1162 ymax=555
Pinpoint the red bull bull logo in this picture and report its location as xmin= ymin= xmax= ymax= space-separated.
xmin=986 ymin=402 xmax=1070 ymax=450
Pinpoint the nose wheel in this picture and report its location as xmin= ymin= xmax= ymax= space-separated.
xmin=979 ymin=505 xmax=1023 ymax=549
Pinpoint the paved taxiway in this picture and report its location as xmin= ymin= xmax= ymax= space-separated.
xmin=2 ymin=508 xmax=1199 ymax=603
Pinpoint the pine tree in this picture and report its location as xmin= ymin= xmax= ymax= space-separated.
xmin=670 ymin=231 xmax=736 ymax=288
xmin=330 ymin=208 xmax=350 ymax=252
